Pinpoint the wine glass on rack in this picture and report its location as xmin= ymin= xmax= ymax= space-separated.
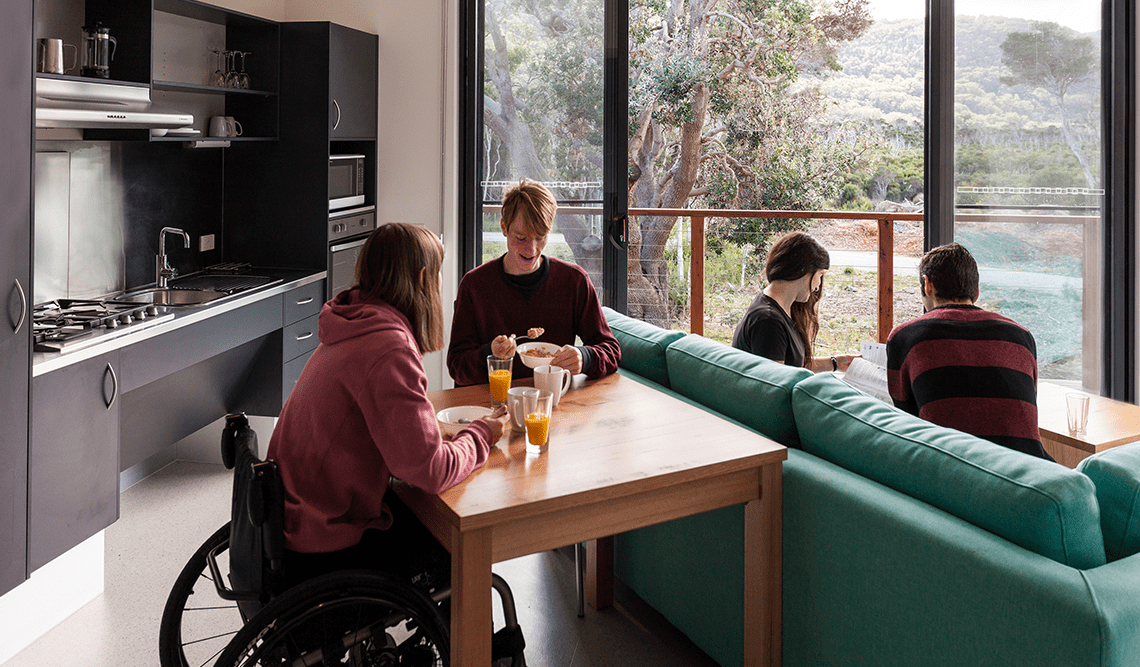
xmin=209 ymin=49 xmax=226 ymax=87
xmin=235 ymin=51 xmax=251 ymax=90
xmin=224 ymin=50 xmax=240 ymax=88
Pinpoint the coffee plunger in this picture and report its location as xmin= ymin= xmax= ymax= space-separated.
xmin=80 ymin=23 xmax=117 ymax=78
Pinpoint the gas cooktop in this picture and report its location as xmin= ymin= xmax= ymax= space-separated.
xmin=33 ymin=299 xmax=175 ymax=353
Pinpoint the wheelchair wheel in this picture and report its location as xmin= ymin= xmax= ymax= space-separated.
xmin=216 ymin=570 xmax=449 ymax=667
xmin=160 ymin=522 xmax=249 ymax=667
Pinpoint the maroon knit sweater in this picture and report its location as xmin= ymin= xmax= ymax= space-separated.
xmin=447 ymin=256 xmax=621 ymax=386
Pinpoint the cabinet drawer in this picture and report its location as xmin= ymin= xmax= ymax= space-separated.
xmin=284 ymin=281 xmax=325 ymax=325
xmin=283 ymin=314 xmax=320 ymax=361
xmin=283 ymin=348 xmax=315 ymax=404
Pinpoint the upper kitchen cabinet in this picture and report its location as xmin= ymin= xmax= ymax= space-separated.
xmin=49 ymin=0 xmax=280 ymax=142
xmin=282 ymin=22 xmax=377 ymax=141
xmin=149 ymin=0 xmax=280 ymax=141
xmin=0 ymin=0 xmax=33 ymax=598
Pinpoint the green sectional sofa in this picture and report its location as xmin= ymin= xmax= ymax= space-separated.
xmin=602 ymin=307 xmax=1140 ymax=667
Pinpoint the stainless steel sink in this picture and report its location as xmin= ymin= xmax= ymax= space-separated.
xmin=112 ymin=287 xmax=231 ymax=306
xmin=110 ymin=274 xmax=283 ymax=307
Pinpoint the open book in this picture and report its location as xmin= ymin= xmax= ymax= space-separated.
xmin=841 ymin=341 xmax=891 ymax=402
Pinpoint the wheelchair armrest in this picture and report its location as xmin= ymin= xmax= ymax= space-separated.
xmin=206 ymin=537 xmax=265 ymax=602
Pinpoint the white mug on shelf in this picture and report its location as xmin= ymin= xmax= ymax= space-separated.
xmin=224 ymin=116 xmax=243 ymax=137
xmin=209 ymin=116 xmax=229 ymax=137
xmin=533 ymin=365 xmax=572 ymax=407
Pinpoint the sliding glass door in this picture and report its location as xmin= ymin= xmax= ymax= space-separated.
xmin=459 ymin=0 xmax=627 ymax=308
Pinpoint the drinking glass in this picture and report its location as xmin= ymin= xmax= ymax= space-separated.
xmin=235 ymin=51 xmax=251 ymax=89
xmin=525 ymin=390 xmax=554 ymax=454
xmin=208 ymin=49 xmax=226 ymax=87
xmin=224 ymin=51 xmax=240 ymax=88
xmin=487 ymin=355 xmax=513 ymax=407
xmin=1066 ymin=392 xmax=1090 ymax=435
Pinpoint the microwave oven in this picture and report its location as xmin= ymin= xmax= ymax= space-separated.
xmin=329 ymin=154 xmax=366 ymax=211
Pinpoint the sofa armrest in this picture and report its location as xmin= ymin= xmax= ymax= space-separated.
xmin=1081 ymin=556 xmax=1140 ymax=666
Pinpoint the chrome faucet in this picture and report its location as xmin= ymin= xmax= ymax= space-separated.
xmin=157 ymin=227 xmax=191 ymax=288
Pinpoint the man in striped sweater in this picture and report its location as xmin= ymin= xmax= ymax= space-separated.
xmin=886 ymin=243 xmax=1054 ymax=461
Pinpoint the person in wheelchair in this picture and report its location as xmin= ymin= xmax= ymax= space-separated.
xmin=268 ymin=222 xmax=509 ymax=594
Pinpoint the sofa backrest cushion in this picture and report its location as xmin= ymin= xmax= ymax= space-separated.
xmin=665 ymin=334 xmax=813 ymax=447
xmin=792 ymin=373 xmax=1106 ymax=569
xmin=602 ymin=307 xmax=687 ymax=388
xmin=1077 ymin=443 xmax=1140 ymax=562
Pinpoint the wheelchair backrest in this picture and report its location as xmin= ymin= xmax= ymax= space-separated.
xmin=221 ymin=413 xmax=285 ymax=608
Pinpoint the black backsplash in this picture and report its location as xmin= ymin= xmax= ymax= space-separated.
xmin=120 ymin=141 xmax=224 ymax=289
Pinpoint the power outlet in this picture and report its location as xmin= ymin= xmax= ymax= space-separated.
xmin=199 ymin=234 xmax=215 ymax=252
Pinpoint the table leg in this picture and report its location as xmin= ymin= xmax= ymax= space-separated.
xmin=585 ymin=536 xmax=614 ymax=610
xmin=450 ymin=526 xmax=493 ymax=667
xmin=743 ymin=462 xmax=782 ymax=667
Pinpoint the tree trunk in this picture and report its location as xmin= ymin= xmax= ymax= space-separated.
xmin=1056 ymin=98 xmax=1097 ymax=189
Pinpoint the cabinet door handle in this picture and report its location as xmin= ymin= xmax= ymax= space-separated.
xmin=295 ymin=332 xmax=314 ymax=341
xmin=296 ymin=297 xmax=314 ymax=306
xmin=12 ymin=278 xmax=27 ymax=334
xmin=332 ymin=99 xmax=341 ymax=131
xmin=104 ymin=363 xmax=118 ymax=410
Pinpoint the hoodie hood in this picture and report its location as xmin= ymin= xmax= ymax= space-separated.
xmin=319 ymin=289 xmax=418 ymax=351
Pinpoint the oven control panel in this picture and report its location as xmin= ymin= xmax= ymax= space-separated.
xmin=329 ymin=205 xmax=376 ymax=242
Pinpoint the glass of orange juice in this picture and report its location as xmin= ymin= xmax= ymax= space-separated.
xmin=487 ymin=355 xmax=513 ymax=407
xmin=524 ymin=390 xmax=554 ymax=454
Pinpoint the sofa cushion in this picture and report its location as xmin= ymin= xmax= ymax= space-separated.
xmin=602 ymin=307 xmax=687 ymax=388
xmin=1077 ymin=443 xmax=1140 ymax=561
xmin=665 ymin=334 xmax=812 ymax=447
xmin=792 ymin=373 xmax=1106 ymax=569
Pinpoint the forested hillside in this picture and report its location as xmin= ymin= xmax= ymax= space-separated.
xmin=803 ymin=14 xmax=1102 ymax=208
xmin=808 ymin=15 xmax=1099 ymax=130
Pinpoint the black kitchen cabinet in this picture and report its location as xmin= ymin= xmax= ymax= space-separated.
xmin=328 ymin=23 xmax=378 ymax=140
xmin=29 ymin=351 xmax=120 ymax=572
xmin=224 ymin=22 xmax=376 ymax=280
xmin=0 ymin=0 xmax=33 ymax=597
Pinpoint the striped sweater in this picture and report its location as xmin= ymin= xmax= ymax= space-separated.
xmin=886 ymin=304 xmax=1053 ymax=461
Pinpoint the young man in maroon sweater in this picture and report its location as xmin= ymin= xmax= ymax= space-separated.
xmin=447 ymin=179 xmax=620 ymax=386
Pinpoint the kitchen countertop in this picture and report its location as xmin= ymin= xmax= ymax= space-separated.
xmin=32 ymin=269 xmax=326 ymax=377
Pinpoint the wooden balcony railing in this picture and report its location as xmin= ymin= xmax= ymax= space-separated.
xmin=628 ymin=208 xmax=924 ymax=342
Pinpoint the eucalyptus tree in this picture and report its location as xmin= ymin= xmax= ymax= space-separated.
xmin=999 ymin=21 xmax=1099 ymax=189
xmin=481 ymin=0 xmax=872 ymax=325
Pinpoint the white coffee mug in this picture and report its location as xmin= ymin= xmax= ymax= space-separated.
xmin=533 ymin=365 xmax=572 ymax=407
xmin=507 ymin=387 xmax=539 ymax=432
xmin=209 ymin=115 xmax=229 ymax=137
xmin=225 ymin=116 xmax=243 ymax=137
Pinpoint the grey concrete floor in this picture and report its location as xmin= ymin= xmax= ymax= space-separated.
xmin=4 ymin=460 xmax=720 ymax=667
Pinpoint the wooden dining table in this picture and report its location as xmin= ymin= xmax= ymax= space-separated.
xmin=392 ymin=372 xmax=788 ymax=667
xmin=1037 ymin=380 xmax=1140 ymax=467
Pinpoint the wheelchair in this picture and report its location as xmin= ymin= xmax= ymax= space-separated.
xmin=159 ymin=413 xmax=526 ymax=667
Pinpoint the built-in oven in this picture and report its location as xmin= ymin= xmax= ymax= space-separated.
xmin=328 ymin=205 xmax=377 ymax=299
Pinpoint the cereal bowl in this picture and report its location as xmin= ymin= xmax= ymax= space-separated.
xmin=437 ymin=405 xmax=493 ymax=437
xmin=517 ymin=341 xmax=561 ymax=368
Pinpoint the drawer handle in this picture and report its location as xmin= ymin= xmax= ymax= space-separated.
xmin=295 ymin=332 xmax=314 ymax=341
xmin=296 ymin=297 xmax=314 ymax=305
xmin=332 ymin=100 xmax=341 ymax=131
xmin=104 ymin=363 xmax=118 ymax=410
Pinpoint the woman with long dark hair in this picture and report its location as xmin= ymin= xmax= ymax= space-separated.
xmin=732 ymin=231 xmax=857 ymax=372
xmin=268 ymin=222 xmax=508 ymax=590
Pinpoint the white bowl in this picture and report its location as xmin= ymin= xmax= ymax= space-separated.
xmin=436 ymin=405 xmax=493 ymax=437
xmin=516 ymin=341 xmax=561 ymax=368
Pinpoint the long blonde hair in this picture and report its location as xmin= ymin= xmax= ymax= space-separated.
xmin=354 ymin=223 xmax=445 ymax=353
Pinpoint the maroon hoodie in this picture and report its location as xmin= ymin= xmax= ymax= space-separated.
xmin=268 ymin=289 xmax=493 ymax=554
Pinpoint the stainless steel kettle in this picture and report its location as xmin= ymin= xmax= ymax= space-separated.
xmin=80 ymin=23 xmax=116 ymax=78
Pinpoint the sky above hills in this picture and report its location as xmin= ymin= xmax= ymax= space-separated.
xmin=866 ymin=0 xmax=1100 ymax=33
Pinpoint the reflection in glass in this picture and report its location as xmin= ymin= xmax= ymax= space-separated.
xmin=954 ymin=4 xmax=1102 ymax=391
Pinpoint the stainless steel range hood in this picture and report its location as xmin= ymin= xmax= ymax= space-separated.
xmin=35 ymin=76 xmax=193 ymax=130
